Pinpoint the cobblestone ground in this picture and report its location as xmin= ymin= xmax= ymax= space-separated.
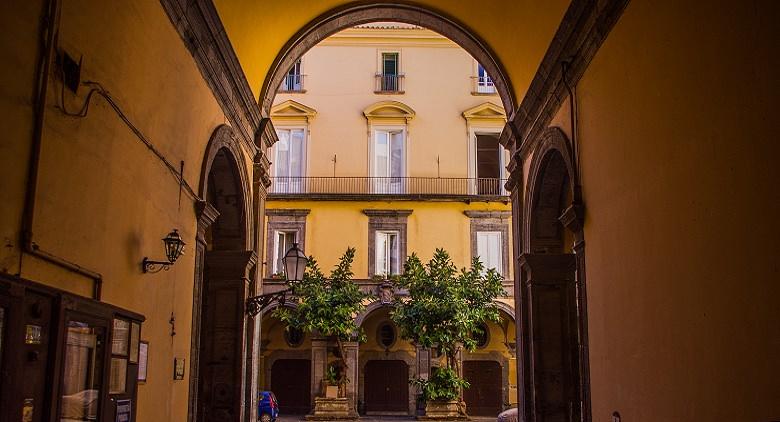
xmin=276 ymin=416 xmax=497 ymax=422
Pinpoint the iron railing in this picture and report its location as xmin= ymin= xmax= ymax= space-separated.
xmin=279 ymin=74 xmax=305 ymax=92
xmin=472 ymin=76 xmax=496 ymax=94
xmin=269 ymin=176 xmax=508 ymax=196
xmin=375 ymin=73 xmax=405 ymax=93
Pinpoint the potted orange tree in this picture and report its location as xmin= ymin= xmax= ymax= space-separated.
xmin=392 ymin=249 xmax=505 ymax=419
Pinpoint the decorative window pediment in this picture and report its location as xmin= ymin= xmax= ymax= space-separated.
xmin=271 ymin=100 xmax=318 ymax=123
xmin=462 ymin=102 xmax=506 ymax=123
xmin=363 ymin=101 xmax=415 ymax=124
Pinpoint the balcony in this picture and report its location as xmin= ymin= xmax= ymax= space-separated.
xmin=268 ymin=176 xmax=508 ymax=200
xmin=374 ymin=73 xmax=405 ymax=94
xmin=279 ymin=74 xmax=306 ymax=92
xmin=471 ymin=76 xmax=496 ymax=94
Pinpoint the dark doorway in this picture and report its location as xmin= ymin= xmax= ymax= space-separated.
xmin=364 ymin=360 xmax=408 ymax=413
xmin=196 ymin=146 xmax=251 ymax=422
xmin=476 ymin=133 xmax=502 ymax=195
xmin=271 ymin=359 xmax=311 ymax=414
xmin=463 ymin=360 xmax=503 ymax=416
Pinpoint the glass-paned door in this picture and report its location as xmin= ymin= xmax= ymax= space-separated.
xmin=60 ymin=318 xmax=107 ymax=422
xmin=372 ymin=130 xmax=405 ymax=194
xmin=476 ymin=64 xmax=495 ymax=93
xmin=274 ymin=128 xmax=305 ymax=193
xmin=475 ymin=133 xmax=503 ymax=195
xmin=375 ymin=231 xmax=399 ymax=276
xmin=284 ymin=59 xmax=303 ymax=91
xmin=382 ymin=53 xmax=399 ymax=91
xmin=476 ymin=231 xmax=502 ymax=275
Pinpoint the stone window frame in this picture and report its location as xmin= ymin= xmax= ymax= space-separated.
xmin=363 ymin=209 xmax=412 ymax=277
xmin=265 ymin=209 xmax=310 ymax=277
xmin=465 ymin=210 xmax=511 ymax=278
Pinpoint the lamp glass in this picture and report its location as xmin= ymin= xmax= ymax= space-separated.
xmin=283 ymin=243 xmax=307 ymax=282
xmin=163 ymin=229 xmax=186 ymax=263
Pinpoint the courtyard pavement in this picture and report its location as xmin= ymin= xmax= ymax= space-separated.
xmin=276 ymin=416 xmax=497 ymax=422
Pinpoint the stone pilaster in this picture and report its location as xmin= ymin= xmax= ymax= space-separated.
xmin=344 ymin=341 xmax=359 ymax=416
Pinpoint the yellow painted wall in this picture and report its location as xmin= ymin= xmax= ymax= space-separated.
xmin=558 ymin=0 xmax=780 ymax=420
xmin=213 ymin=0 xmax=570 ymax=104
xmin=0 ymin=1 xmax=251 ymax=421
xmin=266 ymin=201 xmax=512 ymax=280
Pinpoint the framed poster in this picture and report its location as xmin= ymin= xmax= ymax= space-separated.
xmin=129 ymin=322 xmax=140 ymax=363
xmin=138 ymin=341 xmax=149 ymax=383
xmin=112 ymin=319 xmax=130 ymax=356
xmin=115 ymin=399 xmax=131 ymax=422
xmin=174 ymin=357 xmax=185 ymax=380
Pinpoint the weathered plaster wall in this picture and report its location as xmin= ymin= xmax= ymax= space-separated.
xmin=570 ymin=0 xmax=780 ymax=420
xmin=0 ymin=1 xmax=251 ymax=421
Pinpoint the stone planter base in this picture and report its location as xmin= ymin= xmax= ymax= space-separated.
xmin=417 ymin=400 xmax=469 ymax=420
xmin=305 ymin=397 xmax=358 ymax=420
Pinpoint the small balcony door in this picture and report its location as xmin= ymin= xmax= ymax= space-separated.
xmin=475 ymin=133 xmax=503 ymax=195
xmin=381 ymin=52 xmax=399 ymax=91
xmin=476 ymin=63 xmax=495 ymax=94
xmin=372 ymin=129 xmax=405 ymax=194
xmin=274 ymin=128 xmax=305 ymax=193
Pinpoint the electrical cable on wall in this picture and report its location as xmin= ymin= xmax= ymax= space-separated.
xmin=58 ymin=71 xmax=202 ymax=202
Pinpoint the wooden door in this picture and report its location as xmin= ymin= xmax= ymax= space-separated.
xmin=364 ymin=360 xmax=408 ymax=412
xmin=463 ymin=360 xmax=503 ymax=416
xmin=271 ymin=359 xmax=311 ymax=414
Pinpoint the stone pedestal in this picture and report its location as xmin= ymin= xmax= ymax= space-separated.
xmin=305 ymin=397 xmax=357 ymax=420
xmin=418 ymin=400 xmax=468 ymax=420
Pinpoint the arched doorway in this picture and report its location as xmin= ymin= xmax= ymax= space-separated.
xmin=519 ymin=128 xmax=588 ymax=422
xmin=191 ymin=125 xmax=257 ymax=422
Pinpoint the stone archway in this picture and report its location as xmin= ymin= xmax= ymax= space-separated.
xmin=190 ymin=124 xmax=258 ymax=422
xmin=258 ymin=3 xmax=516 ymax=126
xmin=518 ymin=127 xmax=588 ymax=422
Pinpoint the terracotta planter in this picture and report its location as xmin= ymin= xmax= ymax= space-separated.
xmin=324 ymin=385 xmax=339 ymax=398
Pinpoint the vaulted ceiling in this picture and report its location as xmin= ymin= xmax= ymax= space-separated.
xmin=213 ymin=0 xmax=571 ymax=108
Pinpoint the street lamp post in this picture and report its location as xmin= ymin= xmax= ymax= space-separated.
xmin=245 ymin=243 xmax=307 ymax=316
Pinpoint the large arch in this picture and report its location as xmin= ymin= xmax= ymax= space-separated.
xmin=190 ymin=124 xmax=258 ymax=422
xmin=259 ymin=3 xmax=516 ymax=121
xmin=518 ymin=126 xmax=589 ymax=422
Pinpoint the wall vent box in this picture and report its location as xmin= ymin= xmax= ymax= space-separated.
xmin=60 ymin=51 xmax=81 ymax=93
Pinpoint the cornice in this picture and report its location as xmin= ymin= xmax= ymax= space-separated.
xmin=159 ymin=0 xmax=262 ymax=150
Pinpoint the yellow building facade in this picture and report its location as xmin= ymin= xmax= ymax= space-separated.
xmin=261 ymin=25 xmax=517 ymax=416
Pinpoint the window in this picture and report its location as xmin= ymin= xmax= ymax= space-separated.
xmin=475 ymin=63 xmax=495 ymax=94
xmin=472 ymin=322 xmax=489 ymax=348
xmin=281 ymin=59 xmax=303 ymax=92
xmin=375 ymin=230 xmax=400 ymax=276
xmin=377 ymin=52 xmax=403 ymax=92
xmin=475 ymin=133 xmax=503 ymax=195
xmin=60 ymin=320 xmax=106 ymax=421
xmin=371 ymin=129 xmax=405 ymax=193
xmin=285 ymin=326 xmax=304 ymax=347
xmin=273 ymin=231 xmax=297 ymax=275
xmin=274 ymin=128 xmax=305 ymax=193
xmin=477 ymin=231 xmax=502 ymax=275
xmin=377 ymin=322 xmax=396 ymax=349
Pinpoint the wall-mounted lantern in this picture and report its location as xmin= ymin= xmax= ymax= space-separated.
xmin=246 ymin=243 xmax=308 ymax=316
xmin=142 ymin=229 xmax=186 ymax=273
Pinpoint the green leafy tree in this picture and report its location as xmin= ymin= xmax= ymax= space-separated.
xmin=274 ymin=247 xmax=371 ymax=389
xmin=392 ymin=248 xmax=505 ymax=402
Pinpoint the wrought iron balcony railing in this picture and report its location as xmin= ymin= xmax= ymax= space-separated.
xmin=279 ymin=74 xmax=306 ymax=92
xmin=374 ymin=73 xmax=405 ymax=93
xmin=269 ymin=176 xmax=508 ymax=197
xmin=471 ymin=76 xmax=496 ymax=94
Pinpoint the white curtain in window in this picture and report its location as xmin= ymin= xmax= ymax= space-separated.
xmin=275 ymin=129 xmax=305 ymax=192
xmin=274 ymin=231 xmax=297 ymax=274
xmin=376 ymin=231 xmax=398 ymax=276
xmin=476 ymin=231 xmax=502 ymax=275
xmin=372 ymin=130 xmax=404 ymax=193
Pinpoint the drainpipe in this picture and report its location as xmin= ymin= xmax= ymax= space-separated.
xmin=21 ymin=0 xmax=103 ymax=300
xmin=561 ymin=61 xmax=582 ymax=203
